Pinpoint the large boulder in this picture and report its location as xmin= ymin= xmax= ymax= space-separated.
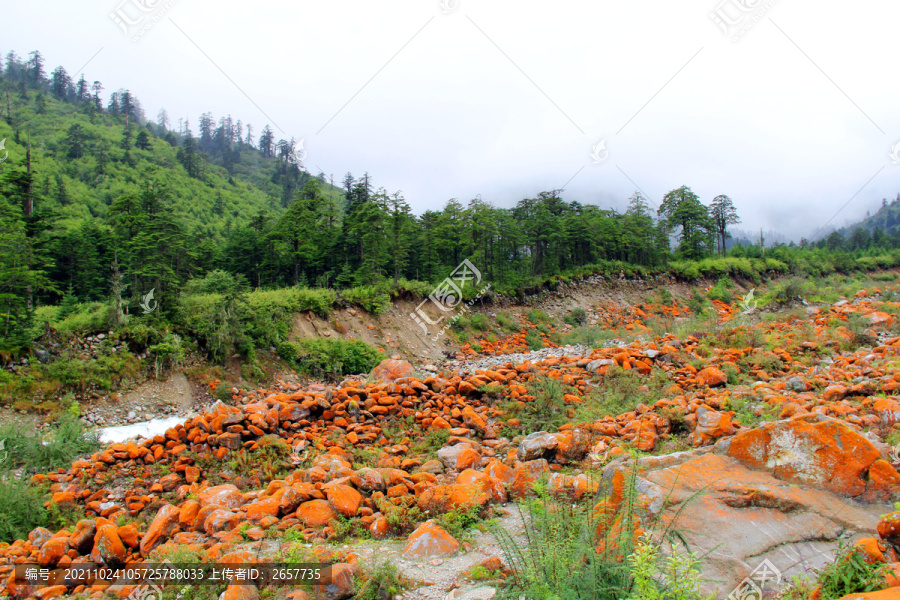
xmin=727 ymin=414 xmax=899 ymax=500
xmin=610 ymin=444 xmax=892 ymax=598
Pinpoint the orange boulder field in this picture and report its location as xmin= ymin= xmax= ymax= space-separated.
xmin=3 ymin=281 xmax=900 ymax=598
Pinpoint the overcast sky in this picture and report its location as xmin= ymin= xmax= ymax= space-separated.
xmin=5 ymin=0 xmax=900 ymax=240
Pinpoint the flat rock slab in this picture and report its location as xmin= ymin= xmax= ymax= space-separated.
xmin=633 ymin=451 xmax=892 ymax=597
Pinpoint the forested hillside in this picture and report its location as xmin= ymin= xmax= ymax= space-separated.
xmin=4 ymin=48 xmax=900 ymax=359
xmin=837 ymin=194 xmax=900 ymax=241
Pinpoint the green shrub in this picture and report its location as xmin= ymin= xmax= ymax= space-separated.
xmin=706 ymin=277 xmax=734 ymax=304
xmin=0 ymin=412 xmax=100 ymax=472
xmin=563 ymin=326 xmax=618 ymax=349
xmin=119 ymin=320 xmax=165 ymax=347
xmin=770 ymin=278 xmax=804 ymax=305
xmin=816 ymin=542 xmax=886 ymax=599
xmin=495 ymin=312 xmax=520 ymax=333
xmin=492 ymin=476 xmax=636 ymax=599
xmin=0 ymin=478 xmax=51 ymax=543
xmin=183 ymin=270 xmax=250 ymax=296
xmin=148 ymin=333 xmax=187 ymax=378
xmin=503 ymin=375 xmax=570 ymax=433
xmin=290 ymin=338 xmax=382 ymax=379
xmin=178 ymin=292 xmax=255 ymax=360
xmin=687 ymin=290 xmax=708 ymax=315
xmin=53 ymin=301 xmax=111 ymax=334
xmin=565 ymin=307 xmax=588 ymax=326
xmin=572 ymin=367 xmax=669 ymax=423
xmin=469 ymin=313 xmax=490 ymax=331
xmin=525 ymin=330 xmax=544 ymax=351
xmin=626 ymin=534 xmax=711 ymax=600
xmin=277 ymin=341 xmax=302 ymax=362
xmin=354 ymin=560 xmax=410 ymax=600
xmin=41 ymin=351 xmax=140 ymax=392
xmin=526 ymin=309 xmax=552 ymax=324
xmin=341 ymin=285 xmax=391 ymax=314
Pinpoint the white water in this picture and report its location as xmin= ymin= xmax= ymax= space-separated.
xmin=97 ymin=415 xmax=190 ymax=444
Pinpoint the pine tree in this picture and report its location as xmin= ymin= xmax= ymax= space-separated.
xmin=659 ymin=186 xmax=715 ymax=260
xmin=709 ymin=194 xmax=741 ymax=256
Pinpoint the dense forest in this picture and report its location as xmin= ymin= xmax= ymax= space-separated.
xmin=3 ymin=48 xmax=900 ymax=355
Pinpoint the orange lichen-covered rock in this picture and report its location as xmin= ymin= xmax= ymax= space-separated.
xmin=198 ymin=484 xmax=244 ymax=510
xmin=690 ymin=406 xmax=735 ymax=446
xmin=697 ymin=367 xmax=727 ymax=387
xmin=38 ymin=536 xmax=69 ymax=568
xmin=298 ymin=500 xmax=336 ymax=527
xmin=69 ymin=520 xmax=96 ymax=554
xmin=417 ymin=484 xmax=488 ymax=513
xmin=874 ymin=398 xmax=900 ymax=427
xmin=369 ymin=516 xmax=389 ymax=539
xmin=517 ymin=432 xmax=559 ymax=461
xmin=140 ymin=504 xmax=180 ymax=556
xmin=203 ymin=509 xmax=242 ymax=535
xmin=865 ymin=460 xmax=900 ymax=503
xmin=854 ymin=537 xmax=888 ymax=564
xmin=325 ymin=484 xmax=363 ymax=518
xmin=117 ymin=523 xmax=141 ymax=549
xmin=456 ymin=469 xmax=506 ymax=503
xmin=93 ymin=523 xmax=126 ymax=567
xmin=33 ymin=585 xmax=68 ymax=600
xmin=219 ymin=584 xmax=260 ymax=600
xmin=371 ymin=359 xmax=415 ymax=381
xmin=461 ymin=405 xmax=487 ymax=432
xmin=178 ymin=499 xmax=201 ymax=529
xmin=402 ymin=520 xmax=459 ymax=559
xmin=510 ymin=460 xmax=550 ymax=499
xmin=823 ymin=385 xmax=849 ymax=402
xmin=878 ymin=512 xmax=900 ymax=547
xmin=728 ymin=415 xmax=881 ymax=498
xmin=484 ymin=460 xmax=515 ymax=486
xmin=320 ymin=562 xmax=356 ymax=600
xmin=455 ymin=446 xmax=481 ymax=471
xmin=244 ymin=496 xmax=281 ymax=523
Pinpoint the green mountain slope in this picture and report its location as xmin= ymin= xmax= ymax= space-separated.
xmin=837 ymin=195 xmax=900 ymax=239
xmin=0 ymin=88 xmax=343 ymax=239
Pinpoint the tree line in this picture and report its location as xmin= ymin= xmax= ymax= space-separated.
xmin=2 ymin=48 xmax=900 ymax=352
